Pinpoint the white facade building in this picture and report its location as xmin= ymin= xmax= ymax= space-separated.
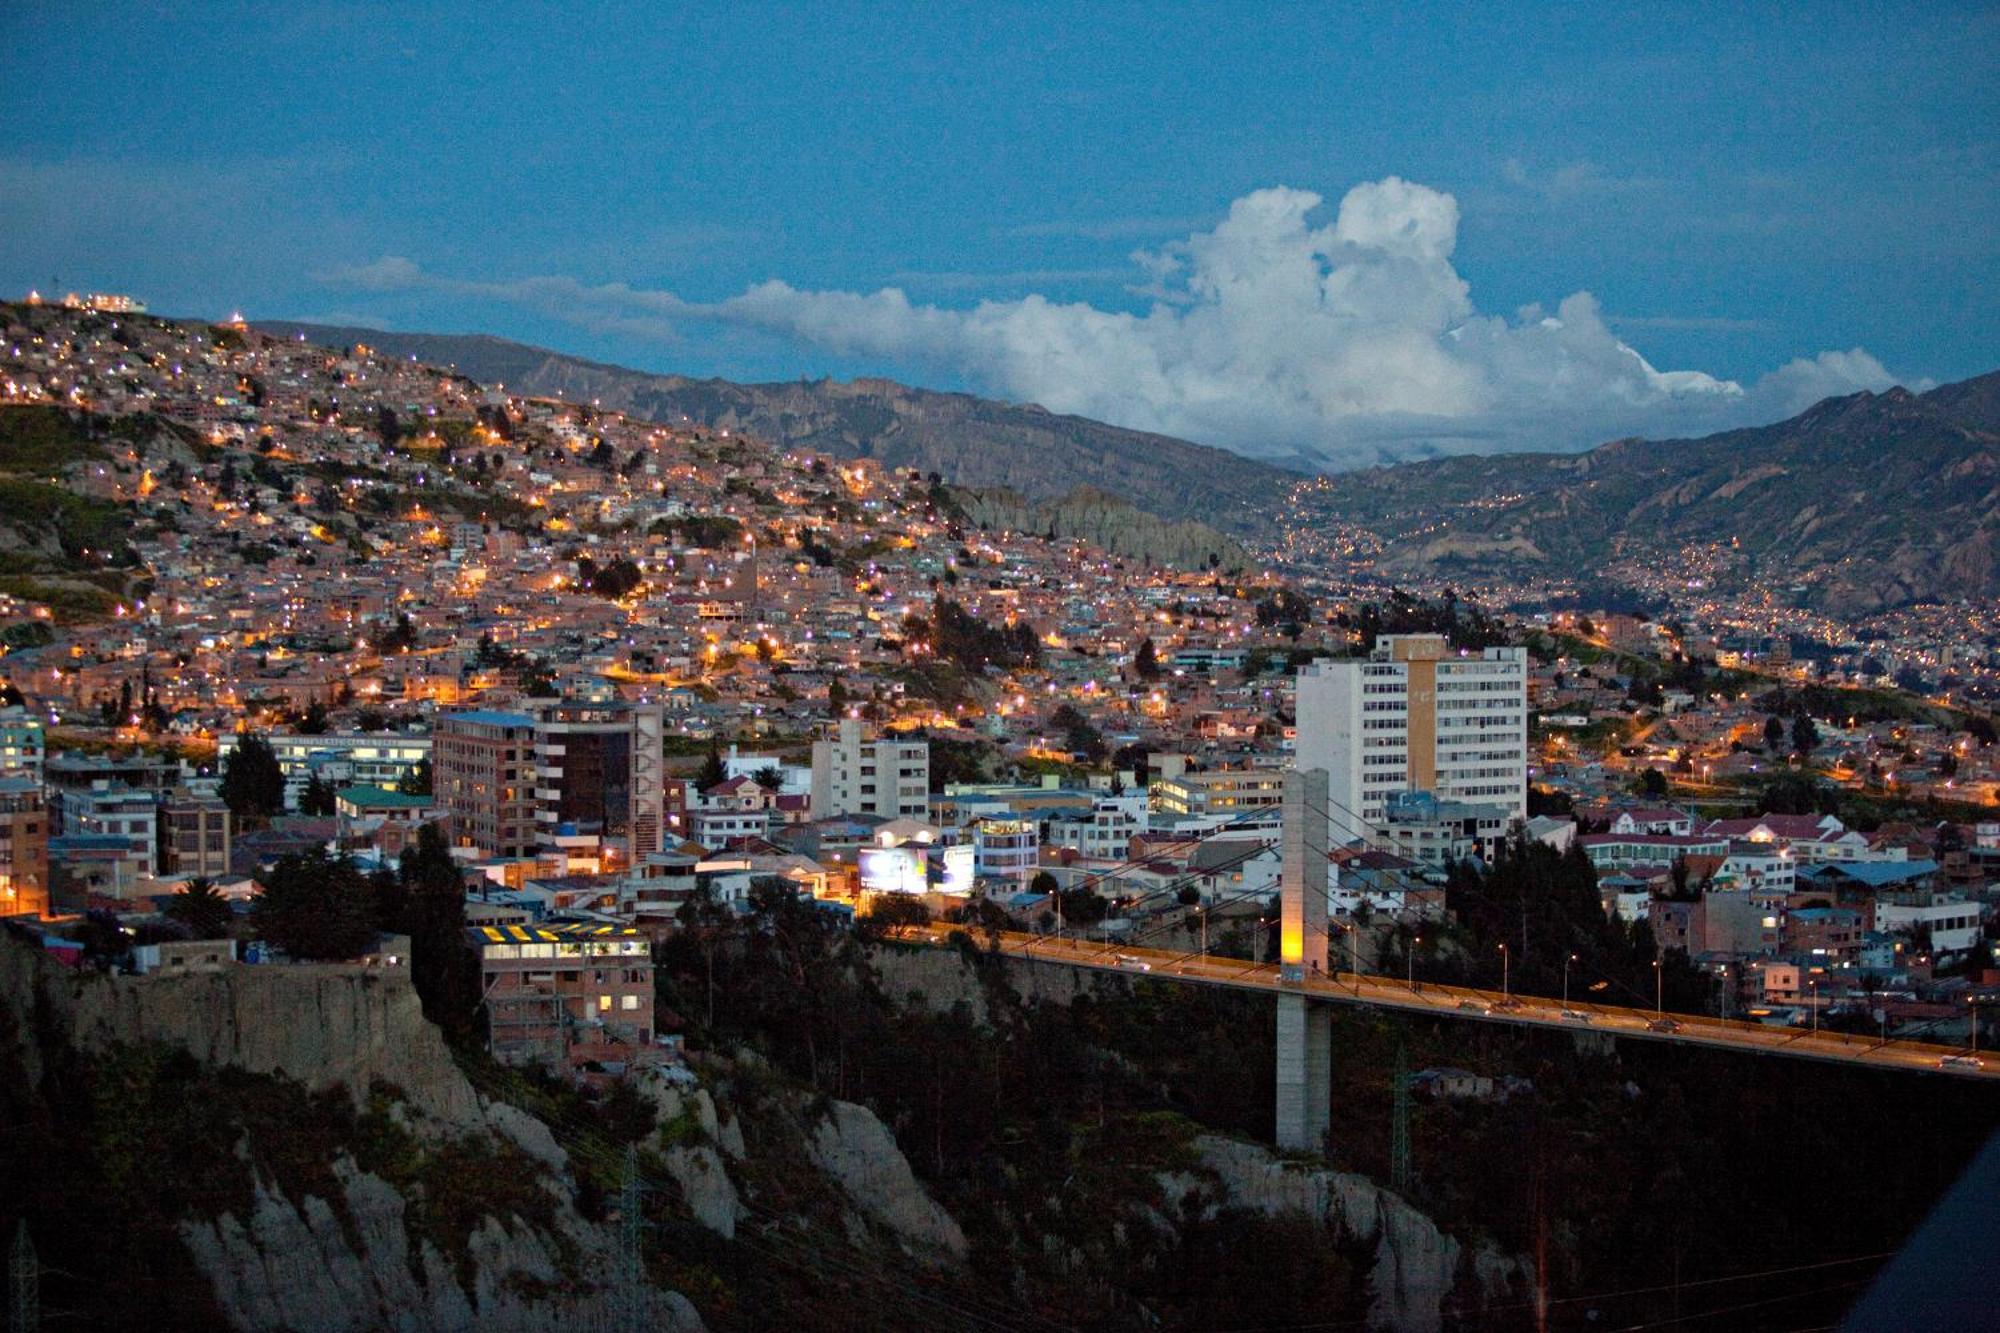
xmin=1294 ymin=635 xmax=1528 ymax=836
xmin=809 ymin=719 xmax=930 ymax=821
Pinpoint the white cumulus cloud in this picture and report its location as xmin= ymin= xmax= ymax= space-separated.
xmin=324 ymin=177 xmax=1910 ymax=466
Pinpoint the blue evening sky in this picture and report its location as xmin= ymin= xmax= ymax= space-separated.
xmin=1 ymin=3 xmax=1993 ymax=455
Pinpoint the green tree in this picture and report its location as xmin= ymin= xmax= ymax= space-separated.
xmin=299 ymin=772 xmax=337 ymax=816
xmin=399 ymin=823 xmax=483 ymax=1046
xmin=252 ymin=848 xmax=377 ymax=960
xmin=400 ymin=757 xmax=433 ymax=797
xmin=219 ymin=733 xmax=287 ymax=824
xmin=697 ymin=741 xmax=728 ymax=792
xmin=1134 ymin=637 xmax=1161 ymax=680
xmin=295 ymin=699 xmax=330 ymax=735
xmin=162 ymin=876 xmax=232 ymax=940
xmin=1791 ymin=714 xmax=1820 ymax=755
xmin=1763 ymin=715 xmax=1786 ymax=751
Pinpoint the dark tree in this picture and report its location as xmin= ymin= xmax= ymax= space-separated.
xmin=399 ymin=823 xmax=483 ymax=1046
xmin=400 ymin=757 xmax=433 ymax=797
xmin=697 ymin=741 xmax=728 ymax=792
xmin=299 ymin=772 xmax=337 ymax=817
xmin=296 ymin=699 xmax=330 ymax=735
xmin=219 ymin=733 xmax=287 ymax=823
xmin=1134 ymin=637 xmax=1161 ymax=681
xmin=162 ymin=877 xmax=232 ymax=940
xmin=252 ymin=849 xmax=377 ymax=960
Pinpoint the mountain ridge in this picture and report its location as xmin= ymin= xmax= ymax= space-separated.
xmin=255 ymin=321 xmax=1301 ymax=535
xmin=1289 ymin=370 xmax=2000 ymax=612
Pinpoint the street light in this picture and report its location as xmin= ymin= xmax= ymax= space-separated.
xmin=1564 ymin=952 xmax=1578 ymax=1007
xmin=1809 ymin=978 xmax=1820 ymax=1033
xmin=1408 ymin=935 xmax=1422 ymax=992
xmin=1653 ymin=958 xmax=1663 ymax=1016
xmin=1499 ymin=943 xmax=1510 ymax=1004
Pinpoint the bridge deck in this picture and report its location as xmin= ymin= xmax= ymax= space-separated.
xmin=895 ymin=927 xmax=1998 ymax=1080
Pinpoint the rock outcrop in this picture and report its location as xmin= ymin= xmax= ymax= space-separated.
xmin=808 ymin=1099 xmax=969 ymax=1265
xmin=1164 ymin=1136 xmax=1526 ymax=1333
xmin=0 ymin=938 xmax=706 ymax=1332
xmin=179 ymin=1158 xmax=704 ymax=1333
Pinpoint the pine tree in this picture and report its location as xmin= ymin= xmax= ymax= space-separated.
xmin=219 ymin=733 xmax=287 ymax=823
xmin=697 ymin=741 xmax=727 ymax=792
xmin=300 ymin=772 xmax=337 ymax=816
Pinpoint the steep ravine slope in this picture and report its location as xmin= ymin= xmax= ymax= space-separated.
xmin=0 ymin=937 xmax=705 ymax=1331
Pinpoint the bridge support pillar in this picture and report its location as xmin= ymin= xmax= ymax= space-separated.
xmin=1275 ymin=992 xmax=1331 ymax=1152
xmin=1275 ymin=766 xmax=1332 ymax=1153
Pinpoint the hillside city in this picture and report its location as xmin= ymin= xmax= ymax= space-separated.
xmin=0 ymin=295 xmax=1993 ymax=1077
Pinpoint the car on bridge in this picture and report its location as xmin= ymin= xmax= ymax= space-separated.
xmin=1939 ymin=1054 xmax=1984 ymax=1072
xmin=1457 ymin=999 xmax=1492 ymax=1014
xmin=1647 ymin=1017 xmax=1682 ymax=1034
xmin=1114 ymin=954 xmax=1152 ymax=972
xmin=1560 ymin=1009 xmax=1595 ymax=1024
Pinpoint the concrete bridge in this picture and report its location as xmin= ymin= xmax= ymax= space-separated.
xmin=902 ymin=768 xmax=1999 ymax=1152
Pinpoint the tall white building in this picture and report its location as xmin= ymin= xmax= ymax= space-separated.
xmin=809 ymin=719 xmax=930 ymax=821
xmin=1294 ymin=634 xmax=1528 ymax=839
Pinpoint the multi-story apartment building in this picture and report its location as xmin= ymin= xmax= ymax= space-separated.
xmin=972 ymin=818 xmax=1038 ymax=885
xmin=530 ymin=699 xmax=665 ymax=862
xmin=160 ymin=793 xmax=231 ymax=880
xmin=1295 ymin=634 xmax=1528 ymax=836
xmin=60 ymin=782 xmax=158 ymax=878
xmin=1148 ymin=767 xmax=1286 ymax=819
xmin=0 ymin=776 xmax=49 ymax=919
xmin=809 ymin=719 xmax=930 ymax=821
xmin=0 ymin=708 xmax=45 ymax=779
xmin=434 ymin=710 xmax=539 ymax=858
xmin=467 ymin=921 xmax=655 ymax=1071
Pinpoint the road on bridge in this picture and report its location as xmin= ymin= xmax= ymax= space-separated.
xmin=895 ymin=927 xmax=1999 ymax=1081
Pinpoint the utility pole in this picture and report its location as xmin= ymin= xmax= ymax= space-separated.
xmin=1390 ymin=1043 xmax=1412 ymax=1194
xmin=10 ymin=1219 xmax=37 ymax=1333
xmin=618 ymin=1145 xmax=647 ymax=1328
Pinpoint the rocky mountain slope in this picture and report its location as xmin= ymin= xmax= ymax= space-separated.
xmin=1288 ymin=371 xmax=2000 ymax=612
xmin=255 ymin=322 xmax=1295 ymax=536
xmin=955 ymin=483 xmax=1251 ymax=571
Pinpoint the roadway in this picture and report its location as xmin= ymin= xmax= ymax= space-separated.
xmin=895 ymin=927 xmax=2000 ymax=1081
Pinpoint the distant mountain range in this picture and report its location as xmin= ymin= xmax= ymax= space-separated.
xmin=259 ymin=321 xmax=1997 ymax=611
xmin=255 ymin=323 xmax=1297 ymax=538
xmin=1292 ymin=370 xmax=2000 ymax=613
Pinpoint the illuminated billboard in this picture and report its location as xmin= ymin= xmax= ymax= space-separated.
xmin=859 ymin=846 xmax=928 ymax=895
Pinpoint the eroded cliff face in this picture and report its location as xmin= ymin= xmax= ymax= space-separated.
xmin=0 ymin=939 xmax=702 ymax=1332
xmin=1164 ymin=1137 xmax=1526 ymax=1333
xmin=179 ymin=1158 xmax=704 ymax=1333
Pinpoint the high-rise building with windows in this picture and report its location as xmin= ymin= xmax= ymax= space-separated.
xmin=434 ymin=709 xmax=540 ymax=858
xmin=809 ymin=719 xmax=930 ymax=821
xmin=1294 ymin=634 xmax=1528 ymax=839
xmin=436 ymin=700 xmax=665 ymax=863
xmin=0 ymin=776 xmax=49 ymax=919
xmin=531 ymin=699 xmax=665 ymax=862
